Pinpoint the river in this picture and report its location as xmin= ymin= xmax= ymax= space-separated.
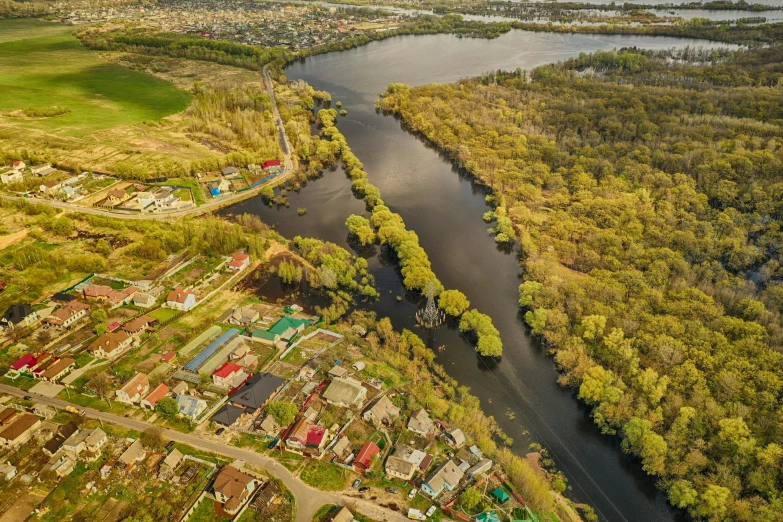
xmin=223 ymin=31 xmax=735 ymax=522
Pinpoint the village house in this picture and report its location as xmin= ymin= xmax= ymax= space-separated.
xmin=132 ymin=292 xmax=156 ymax=308
xmin=158 ymin=448 xmax=183 ymax=480
xmin=212 ymin=362 xmax=248 ymax=389
xmin=44 ymin=301 xmax=90 ymax=328
xmin=49 ymin=454 xmax=76 ymax=478
xmin=116 ymin=373 xmax=149 ymax=404
xmin=118 ymin=440 xmax=146 ymax=469
xmin=221 ymin=166 xmax=239 ymax=176
xmin=162 ymin=350 xmax=177 ymax=364
xmin=213 ymin=466 xmax=257 ymax=516
xmin=228 ymin=372 xmax=284 ymax=414
xmin=328 ymin=365 xmax=349 ymax=379
xmin=354 ymin=441 xmax=380 ymax=474
xmin=7 ymin=352 xmax=50 ymax=377
xmin=82 ymin=284 xmax=112 ymax=301
xmin=39 ymin=357 xmax=76 ymax=382
xmin=43 ymin=422 xmax=78 ymax=457
xmin=408 ymin=409 xmax=436 ymax=436
xmin=445 ymin=427 xmax=466 ymax=449
xmin=11 ymin=160 xmax=25 ymax=170
xmin=0 ymin=462 xmax=17 ymax=481
xmin=122 ymin=315 xmax=155 ymax=337
xmin=385 ymin=444 xmax=428 ymax=481
xmin=362 ymin=395 xmax=400 ymax=428
xmin=2 ymin=304 xmax=39 ymax=330
xmin=323 ymin=377 xmax=367 ymax=408
xmin=88 ymin=331 xmax=133 ymax=359
xmin=0 ymin=414 xmax=41 ymax=448
xmin=227 ymin=252 xmax=250 ymax=272
xmin=141 ymin=383 xmax=169 ymax=410
xmin=252 ymin=316 xmax=309 ymax=345
xmin=421 ymin=459 xmax=465 ymax=499
xmin=84 ymin=284 xmax=138 ymax=307
xmin=0 ymin=170 xmax=23 ymax=184
xmin=286 ymin=418 xmax=328 ymax=456
xmin=166 ymin=287 xmax=196 ymax=311
xmin=332 ymin=507 xmax=355 ymax=522
xmin=84 ymin=427 xmax=107 ymax=454
xmin=104 ymin=188 xmax=129 ymax=206
xmin=177 ymin=394 xmax=207 ymax=421
xmin=229 ymin=344 xmax=258 ymax=370
xmin=39 ymin=179 xmax=62 ymax=193
xmin=0 ymin=408 xmax=16 ymax=426
xmin=30 ymin=163 xmax=54 ymax=176
xmin=467 ymin=458 xmax=493 ymax=479
xmin=227 ymin=306 xmax=259 ymax=326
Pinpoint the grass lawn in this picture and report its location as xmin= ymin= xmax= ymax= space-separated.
xmin=0 ymin=19 xmax=191 ymax=138
xmin=149 ymin=307 xmax=180 ymax=323
xmin=300 ymin=460 xmax=349 ymax=492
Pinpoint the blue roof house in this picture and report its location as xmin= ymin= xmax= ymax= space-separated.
xmin=177 ymin=394 xmax=207 ymax=421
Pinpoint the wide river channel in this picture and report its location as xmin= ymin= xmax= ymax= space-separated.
xmin=223 ymin=30 xmax=737 ymax=522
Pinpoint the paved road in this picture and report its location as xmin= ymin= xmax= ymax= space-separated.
xmin=0 ymin=384 xmax=411 ymax=522
xmin=4 ymin=66 xmax=295 ymax=221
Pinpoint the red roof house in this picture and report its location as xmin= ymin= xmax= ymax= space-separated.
xmin=212 ymin=362 xmax=247 ymax=388
xmin=140 ymin=383 xmax=169 ymax=410
xmin=354 ymin=441 xmax=380 ymax=472
xmin=228 ymin=253 xmax=250 ymax=272
xmin=10 ymin=353 xmax=35 ymax=372
xmin=162 ymin=351 xmax=176 ymax=363
xmin=262 ymin=160 xmax=281 ymax=169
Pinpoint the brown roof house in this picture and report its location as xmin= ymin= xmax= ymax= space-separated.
xmin=122 ymin=315 xmax=155 ymax=337
xmin=362 ymin=395 xmax=400 ymax=427
xmin=45 ymin=301 xmax=89 ymax=328
xmin=40 ymin=357 xmax=76 ymax=382
xmin=213 ymin=466 xmax=257 ymax=515
xmin=385 ymin=444 xmax=428 ymax=481
xmin=116 ymin=373 xmax=149 ymax=405
xmin=0 ymin=414 xmax=41 ymax=448
xmin=166 ymin=287 xmax=196 ymax=311
xmin=88 ymin=331 xmax=133 ymax=359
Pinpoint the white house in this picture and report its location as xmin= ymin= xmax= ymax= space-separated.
xmin=166 ymin=287 xmax=196 ymax=311
xmin=115 ymin=373 xmax=149 ymax=404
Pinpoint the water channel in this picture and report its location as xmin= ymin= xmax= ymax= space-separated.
xmin=223 ymin=30 xmax=737 ymax=522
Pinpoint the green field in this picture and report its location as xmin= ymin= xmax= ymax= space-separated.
xmin=0 ymin=19 xmax=191 ymax=137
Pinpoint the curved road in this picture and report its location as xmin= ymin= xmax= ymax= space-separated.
xmin=4 ymin=64 xmax=295 ymax=221
xmin=0 ymin=384 xmax=409 ymax=522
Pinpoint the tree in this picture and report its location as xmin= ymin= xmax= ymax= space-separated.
xmin=87 ymin=372 xmax=110 ymax=399
xmin=156 ymin=397 xmax=179 ymax=419
xmin=266 ymin=401 xmax=298 ymax=427
xmin=50 ymin=216 xmax=74 ymax=236
xmin=141 ymin=426 xmax=164 ymax=450
xmin=438 ymin=289 xmax=470 ymax=317
xmin=277 ymin=260 xmax=298 ymax=284
xmin=460 ymin=487 xmax=482 ymax=511
xmin=90 ymin=308 xmax=108 ymax=334
xmin=345 ymin=214 xmax=376 ymax=245
xmin=477 ymin=334 xmax=503 ymax=357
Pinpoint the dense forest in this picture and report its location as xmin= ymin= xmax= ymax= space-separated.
xmin=381 ymin=45 xmax=783 ymax=520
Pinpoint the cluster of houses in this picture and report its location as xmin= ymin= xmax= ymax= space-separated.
xmin=0 ymin=161 xmax=56 ymax=186
xmin=96 ymin=184 xmax=193 ymax=213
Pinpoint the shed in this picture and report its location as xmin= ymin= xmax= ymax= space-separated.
xmin=491 ymin=487 xmax=510 ymax=505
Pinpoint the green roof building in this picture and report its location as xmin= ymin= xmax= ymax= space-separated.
xmin=491 ymin=487 xmax=510 ymax=505
xmin=475 ymin=511 xmax=501 ymax=522
xmin=252 ymin=317 xmax=310 ymax=345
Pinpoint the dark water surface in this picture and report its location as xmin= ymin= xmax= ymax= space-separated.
xmin=224 ymin=31 xmax=735 ymax=522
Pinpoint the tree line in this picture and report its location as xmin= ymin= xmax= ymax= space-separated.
xmin=380 ymin=44 xmax=783 ymax=521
